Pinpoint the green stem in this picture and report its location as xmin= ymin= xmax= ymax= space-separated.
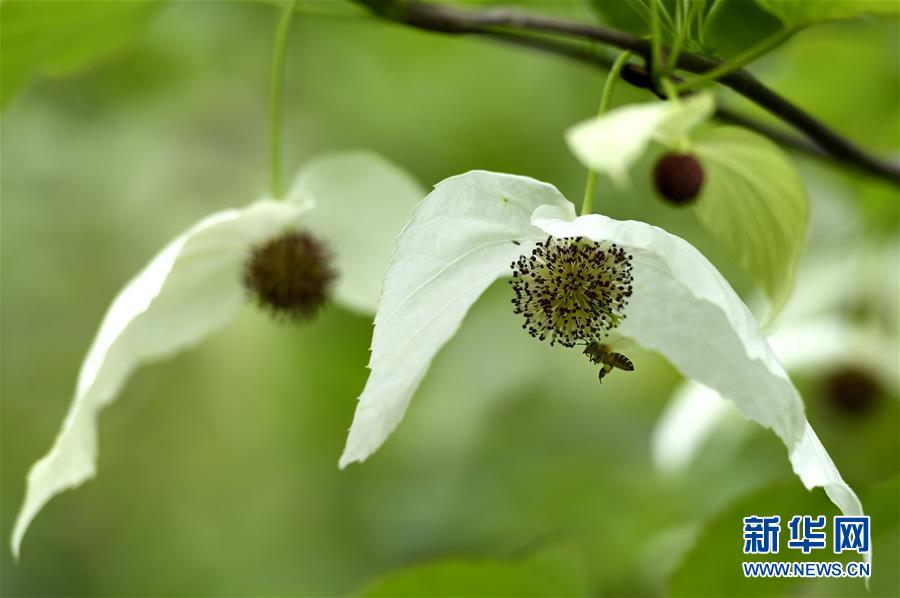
xmin=625 ymin=0 xmax=676 ymax=37
xmin=269 ymin=0 xmax=297 ymax=199
xmin=665 ymin=26 xmax=685 ymax=74
xmin=581 ymin=51 xmax=632 ymax=216
xmin=676 ymin=27 xmax=795 ymax=92
xmin=661 ymin=77 xmax=679 ymax=103
xmin=649 ymin=0 xmax=662 ymax=83
xmin=654 ymin=0 xmax=677 ymax=34
xmin=667 ymin=0 xmax=700 ymax=73
xmin=661 ymin=77 xmax=692 ymax=151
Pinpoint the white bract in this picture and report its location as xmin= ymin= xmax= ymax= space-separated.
xmin=565 ymin=92 xmax=714 ymax=186
xmin=653 ymin=237 xmax=899 ymax=476
xmin=13 ymin=151 xmax=424 ymax=557
xmin=338 ymin=170 xmax=864 ymax=526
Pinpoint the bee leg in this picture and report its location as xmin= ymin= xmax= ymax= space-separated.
xmin=598 ymin=369 xmax=606 ymax=383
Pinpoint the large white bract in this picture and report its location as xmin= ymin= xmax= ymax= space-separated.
xmin=339 ymin=170 xmax=864 ymax=526
xmin=653 ymin=238 xmax=899 ymax=475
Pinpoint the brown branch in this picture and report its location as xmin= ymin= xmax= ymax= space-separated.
xmin=353 ymin=0 xmax=900 ymax=186
xmin=484 ymin=35 xmax=831 ymax=160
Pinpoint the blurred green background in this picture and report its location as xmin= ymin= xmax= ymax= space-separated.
xmin=1 ymin=1 xmax=898 ymax=596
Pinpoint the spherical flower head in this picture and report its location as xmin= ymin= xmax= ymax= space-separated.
xmin=244 ymin=229 xmax=336 ymax=321
xmin=653 ymin=152 xmax=705 ymax=205
xmin=510 ymin=236 xmax=633 ymax=347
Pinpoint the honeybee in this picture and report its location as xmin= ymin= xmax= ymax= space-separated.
xmin=582 ymin=342 xmax=634 ymax=383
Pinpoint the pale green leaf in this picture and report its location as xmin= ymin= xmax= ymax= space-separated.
xmin=0 ymin=0 xmax=164 ymax=110
xmin=694 ymin=126 xmax=809 ymax=319
xmin=756 ymin=0 xmax=899 ymax=28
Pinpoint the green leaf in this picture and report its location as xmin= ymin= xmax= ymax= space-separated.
xmin=0 ymin=0 xmax=164 ymax=110
xmin=358 ymin=545 xmax=590 ymax=597
xmin=586 ymin=0 xmax=655 ymax=36
xmin=755 ymin=0 xmax=899 ymax=28
xmin=693 ymin=126 xmax=808 ymax=319
xmin=701 ymin=0 xmax=783 ymax=58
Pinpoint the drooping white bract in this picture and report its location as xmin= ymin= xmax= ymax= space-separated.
xmin=653 ymin=238 xmax=899 ymax=476
xmin=565 ymin=92 xmax=714 ymax=186
xmin=12 ymin=151 xmax=424 ymax=557
xmin=339 ymin=170 xmax=864 ymax=524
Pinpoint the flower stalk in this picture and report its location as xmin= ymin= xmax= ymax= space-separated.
xmin=269 ymin=1 xmax=298 ymax=199
xmin=649 ymin=0 xmax=663 ymax=84
xmin=580 ymin=51 xmax=632 ymax=216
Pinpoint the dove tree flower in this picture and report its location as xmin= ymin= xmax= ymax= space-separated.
xmin=12 ymin=151 xmax=424 ymax=557
xmin=338 ymin=170 xmax=864 ymax=528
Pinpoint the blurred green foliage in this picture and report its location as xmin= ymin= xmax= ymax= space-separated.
xmin=755 ymin=0 xmax=900 ymax=28
xmin=0 ymin=0 xmax=164 ymax=109
xmin=671 ymin=477 xmax=899 ymax=597
xmin=1 ymin=1 xmax=897 ymax=596
xmin=360 ymin=545 xmax=589 ymax=597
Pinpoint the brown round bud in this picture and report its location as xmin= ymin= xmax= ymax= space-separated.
xmin=822 ymin=365 xmax=881 ymax=416
xmin=243 ymin=230 xmax=336 ymax=321
xmin=653 ymin=152 xmax=705 ymax=206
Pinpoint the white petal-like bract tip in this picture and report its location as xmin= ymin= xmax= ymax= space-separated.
xmin=12 ymin=199 xmax=308 ymax=557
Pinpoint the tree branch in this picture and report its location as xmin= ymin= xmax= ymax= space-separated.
xmin=353 ymin=0 xmax=900 ymax=186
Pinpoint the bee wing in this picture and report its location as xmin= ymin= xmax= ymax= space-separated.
xmin=605 ymin=334 xmax=638 ymax=353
